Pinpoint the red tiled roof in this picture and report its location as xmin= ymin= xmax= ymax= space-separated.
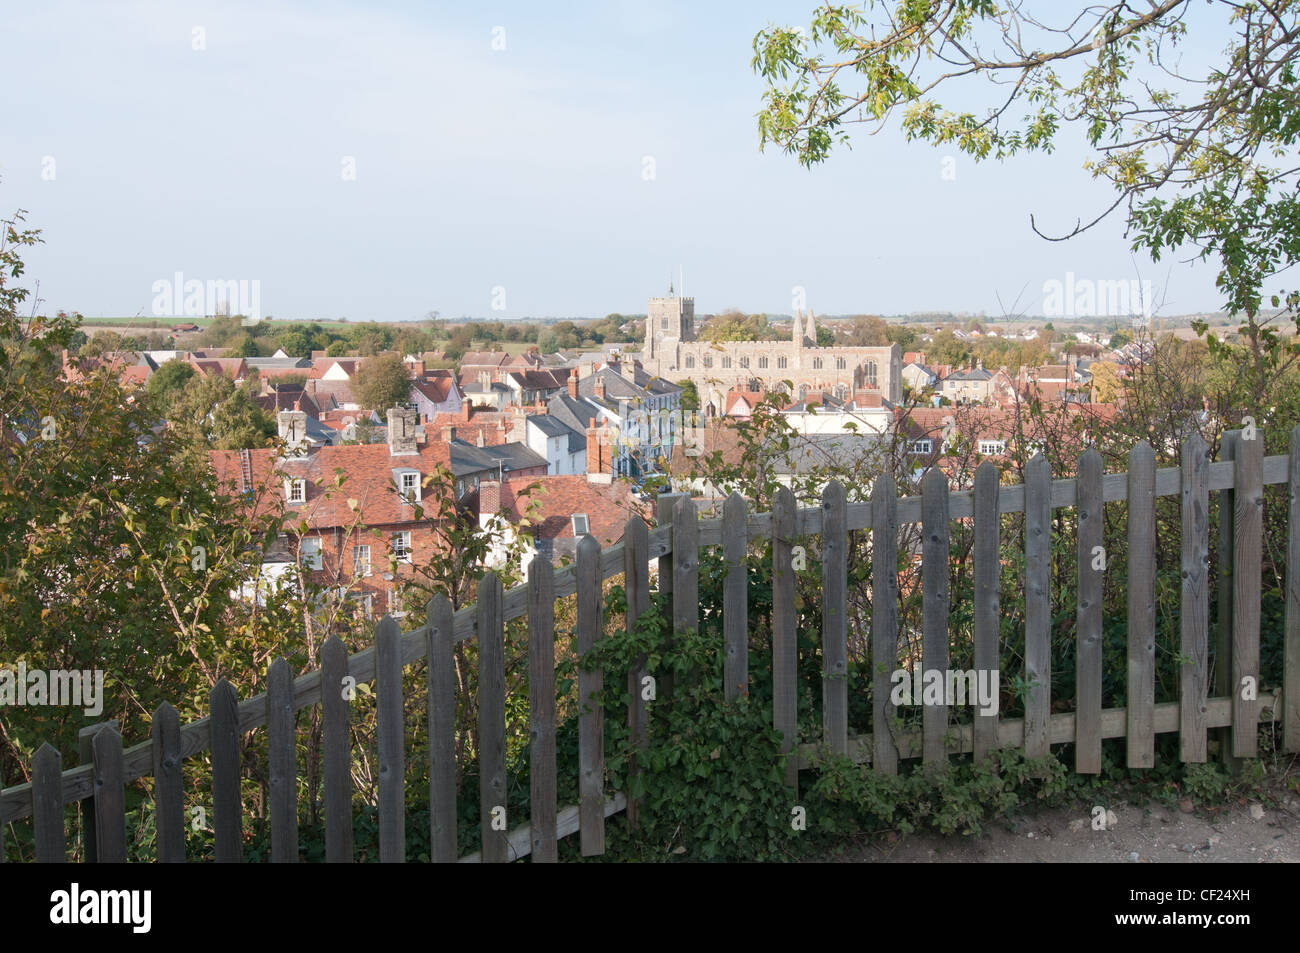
xmin=495 ymin=476 xmax=645 ymax=546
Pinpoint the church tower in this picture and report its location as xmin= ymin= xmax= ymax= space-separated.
xmin=645 ymin=285 xmax=695 ymax=370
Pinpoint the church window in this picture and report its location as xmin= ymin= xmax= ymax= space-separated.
xmin=836 ymin=357 xmax=846 ymax=370
xmin=865 ymin=361 xmax=877 ymax=388
xmin=777 ymin=356 xmax=788 ymax=369
xmin=703 ymin=354 xmax=713 ymax=368
xmin=721 ymin=356 xmax=732 ymax=369
xmin=739 ymin=356 xmax=749 ymax=369
xmin=685 ymin=355 xmax=695 ymax=369
xmin=758 ymin=356 xmax=768 ymax=369
xmin=813 ymin=358 xmax=823 ymax=370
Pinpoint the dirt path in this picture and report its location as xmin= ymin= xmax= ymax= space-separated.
xmin=828 ymin=789 xmax=1300 ymax=863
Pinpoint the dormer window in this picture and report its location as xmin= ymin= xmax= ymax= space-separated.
xmin=571 ymin=513 xmax=590 ymax=537
xmin=396 ymin=468 xmax=421 ymax=504
xmin=285 ymin=478 xmax=306 ymax=504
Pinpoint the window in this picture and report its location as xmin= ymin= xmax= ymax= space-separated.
xmin=703 ymin=354 xmax=713 ymax=368
xmin=392 ymin=531 xmax=412 ymax=563
xmin=777 ymin=356 xmax=788 ymax=369
xmin=865 ymin=360 xmax=878 ymax=388
xmin=300 ymin=537 xmax=323 ymax=570
xmin=721 ymin=356 xmax=732 ymax=369
xmin=813 ymin=358 xmax=823 ymax=370
xmin=362 ymin=593 xmax=373 ymax=615
xmin=911 ymin=439 xmax=933 ymax=454
xmin=285 ymin=478 xmax=306 ymax=504
xmin=978 ymin=440 xmax=1007 ymax=456
xmin=836 ymin=357 xmax=846 ymax=370
xmin=397 ymin=470 xmax=421 ymax=504
xmin=685 ymin=355 xmax=695 ymax=369
xmin=758 ymin=356 xmax=768 ymax=369
xmin=739 ymin=356 xmax=749 ymax=369
xmin=353 ymin=545 xmax=371 ymax=577
xmin=571 ymin=513 xmax=590 ymax=537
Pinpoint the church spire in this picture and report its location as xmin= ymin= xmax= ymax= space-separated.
xmin=804 ymin=308 xmax=818 ymax=346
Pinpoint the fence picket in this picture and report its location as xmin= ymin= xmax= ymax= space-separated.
xmin=320 ymin=635 xmax=353 ymax=862
xmin=1287 ymin=424 xmax=1300 ymax=753
xmin=152 ymin=703 xmax=185 ymax=863
xmin=623 ymin=517 xmax=650 ymax=829
xmin=973 ymin=461 xmax=1000 ymax=764
xmin=1180 ymin=435 xmax=1210 ymax=763
xmin=673 ymin=496 xmax=699 ymax=640
xmin=578 ymin=535 xmax=605 ymax=857
xmin=773 ymin=486 xmax=798 ymax=789
xmin=210 ymin=678 xmax=242 ymax=862
xmin=478 ymin=573 xmax=508 ymax=863
xmin=872 ymin=475 xmax=900 ymax=775
xmin=32 ymin=743 xmax=64 ymax=863
xmin=1024 ymin=454 xmax=1051 ymax=760
xmin=78 ymin=720 xmax=117 ymax=863
xmin=657 ymin=493 xmax=685 ymax=707
xmin=1215 ymin=431 xmax=1238 ymax=769
xmin=267 ymin=658 xmax=298 ymax=863
xmin=922 ymin=468 xmax=950 ymax=764
xmin=92 ymin=727 xmax=126 ymax=863
xmin=822 ymin=480 xmax=849 ymax=755
xmin=1127 ymin=441 xmax=1157 ymax=768
xmin=376 ymin=616 xmax=404 ymax=863
xmin=528 ymin=559 xmax=558 ymax=862
xmin=1233 ymin=429 xmax=1263 ymax=758
xmin=428 ymin=594 xmax=457 ymax=863
xmin=1075 ymin=449 xmax=1103 ymax=774
xmin=724 ymin=492 xmax=749 ymax=702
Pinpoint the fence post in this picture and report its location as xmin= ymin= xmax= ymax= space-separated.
xmin=428 ymin=594 xmax=457 ymax=863
xmin=1232 ymin=426 xmax=1263 ymax=758
xmin=973 ymin=461 xmax=1000 ymax=764
xmin=1024 ymin=453 xmax=1051 ymax=761
xmin=528 ymin=560 xmax=558 ymax=862
xmin=32 ymin=743 xmax=65 ymax=863
xmin=478 ymin=573 xmax=508 ymax=863
xmin=152 ymin=702 xmax=185 ymax=863
xmin=772 ymin=486 xmax=798 ymax=790
xmin=1075 ymin=449 xmax=1103 ymax=774
xmin=376 ymin=616 xmax=404 ymax=863
xmin=723 ymin=492 xmax=750 ymax=702
xmin=1286 ymin=424 xmax=1300 ymax=753
xmin=92 ymin=726 xmax=127 ymax=863
xmin=210 ymin=678 xmax=242 ymax=862
xmin=921 ymin=468 xmax=950 ymax=764
xmin=1180 ymin=435 xmax=1210 ymax=763
xmin=622 ymin=517 xmax=650 ymax=830
xmin=657 ymin=492 xmax=685 ymax=706
xmin=321 ymin=635 xmax=353 ymax=862
xmin=872 ymin=474 xmax=900 ymax=775
xmin=822 ymin=480 xmax=848 ymax=756
xmin=1127 ymin=441 xmax=1157 ymax=769
xmin=577 ymin=535 xmax=605 ymax=857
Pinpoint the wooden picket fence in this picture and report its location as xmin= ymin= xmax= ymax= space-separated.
xmin=2 ymin=427 xmax=1298 ymax=862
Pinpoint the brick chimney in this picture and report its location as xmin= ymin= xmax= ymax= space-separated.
xmin=568 ymin=368 xmax=579 ymax=399
xmin=411 ymin=359 xmax=425 ymax=378
xmin=476 ymin=430 xmax=485 ymax=448
xmin=441 ymin=424 xmax=457 ymax=443
xmin=621 ymin=360 xmax=637 ymax=382
xmin=461 ymin=400 xmax=472 ymax=421
xmin=594 ymin=376 xmax=606 ymax=401
xmin=586 ymin=418 xmax=612 ymax=483
xmin=278 ymin=410 xmax=308 ymax=453
xmin=387 ymin=406 xmax=418 ymax=454
xmin=478 ymin=480 xmax=501 ymax=529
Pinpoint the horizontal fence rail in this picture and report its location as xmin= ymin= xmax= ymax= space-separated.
xmin=3 ymin=434 xmax=1297 ymax=864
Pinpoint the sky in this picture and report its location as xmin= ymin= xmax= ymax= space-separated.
xmin=0 ymin=0 xmax=1235 ymax=322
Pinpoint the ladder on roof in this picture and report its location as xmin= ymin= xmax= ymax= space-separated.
xmin=238 ymin=448 xmax=253 ymax=495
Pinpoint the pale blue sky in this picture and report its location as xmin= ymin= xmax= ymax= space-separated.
xmin=1 ymin=0 xmax=1232 ymax=321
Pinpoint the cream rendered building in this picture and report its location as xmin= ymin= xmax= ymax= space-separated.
xmin=641 ymin=292 xmax=901 ymax=418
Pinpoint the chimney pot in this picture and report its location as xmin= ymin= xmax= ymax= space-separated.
xmin=442 ymin=425 xmax=457 ymax=443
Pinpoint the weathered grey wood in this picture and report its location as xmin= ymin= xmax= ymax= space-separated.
xmin=822 ymin=480 xmax=849 ymax=755
xmin=1127 ymin=441 xmax=1157 ymax=769
xmin=772 ymin=485 xmax=799 ymax=789
xmin=1024 ymin=454 xmax=1051 ymax=760
xmin=32 ymin=743 xmax=65 ymax=863
xmin=375 ymin=616 xmax=404 ymax=863
xmin=973 ymin=461 xmax=1000 ymax=764
xmin=427 ymin=594 xmax=457 ymax=863
xmin=78 ymin=720 xmax=117 ymax=863
xmin=1215 ymin=431 xmax=1238 ymax=769
xmin=872 ymin=475 xmax=900 ymax=774
xmin=210 ymin=678 xmax=242 ymax=862
xmin=528 ymin=560 xmax=558 ymax=862
xmin=672 ymin=495 xmax=699 ymax=640
xmin=1180 ymin=435 xmax=1210 ymax=763
xmin=266 ymin=658 xmax=297 ymax=863
xmin=1075 ymin=449 xmax=1104 ymax=774
xmin=622 ymin=517 xmax=649 ymax=830
xmin=457 ymin=793 xmax=628 ymax=864
xmin=478 ymin=573 xmax=508 ymax=863
xmin=1287 ymin=425 xmax=1300 ymax=753
xmin=921 ymin=467 xmax=950 ymax=763
xmin=577 ymin=535 xmax=605 ymax=857
xmin=656 ymin=493 xmax=684 ymax=707
xmin=320 ymin=635 xmax=353 ymax=862
xmin=1233 ymin=427 xmax=1263 ymax=758
xmin=151 ymin=703 xmax=185 ymax=863
xmin=723 ymin=492 xmax=750 ymax=702
xmin=92 ymin=727 xmax=127 ymax=863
